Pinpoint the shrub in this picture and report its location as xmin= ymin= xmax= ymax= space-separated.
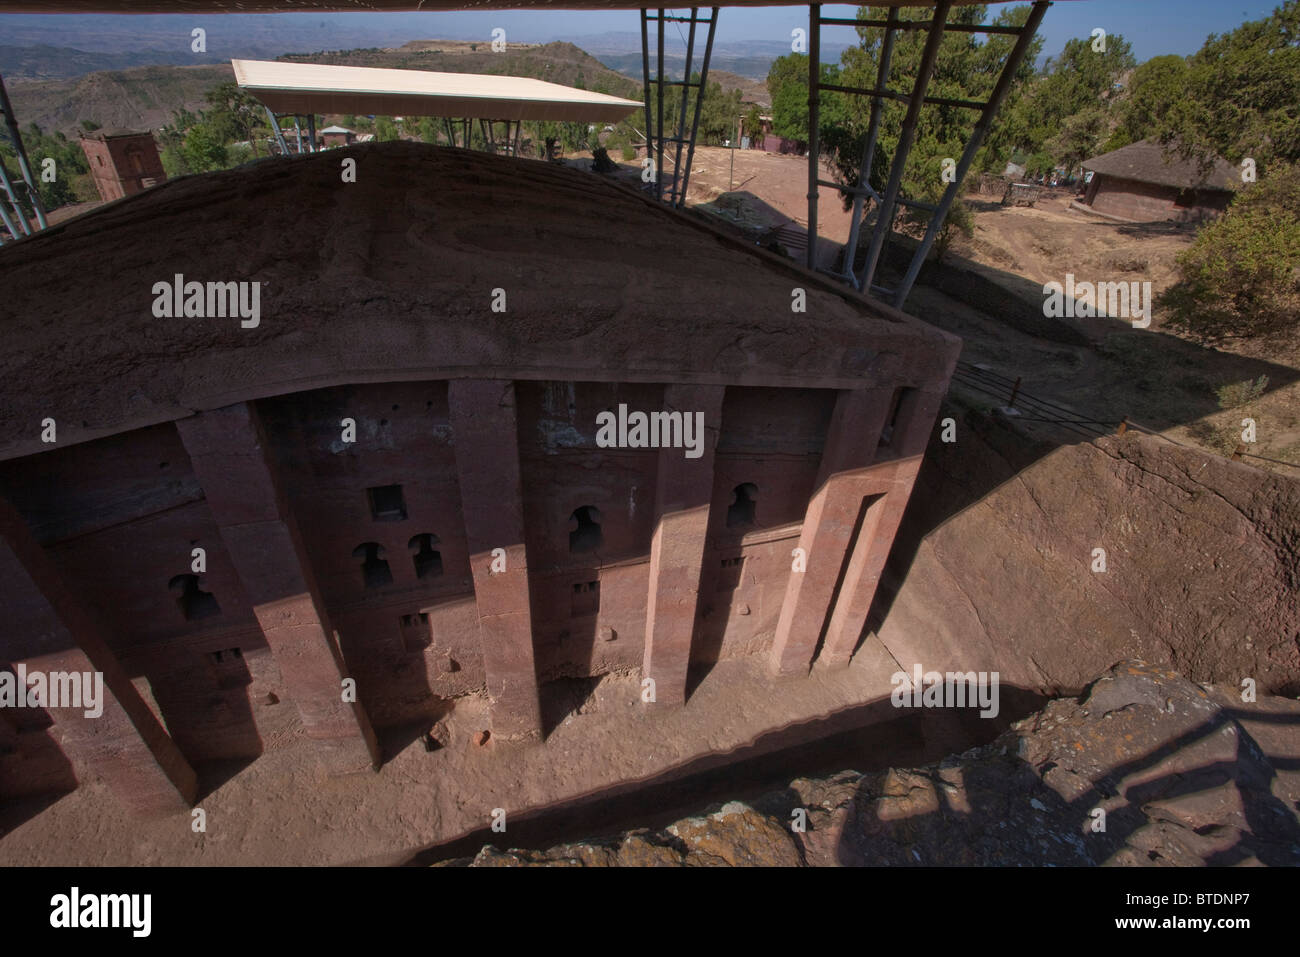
xmin=1160 ymin=162 xmax=1300 ymax=342
xmin=1216 ymin=375 xmax=1269 ymax=409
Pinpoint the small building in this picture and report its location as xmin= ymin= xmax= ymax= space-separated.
xmin=1079 ymin=140 xmax=1237 ymax=223
xmin=319 ymin=125 xmax=355 ymax=147
xmin=78 ymin=128 xmax=166 ymax=202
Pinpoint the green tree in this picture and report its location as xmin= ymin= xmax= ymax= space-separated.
xmin=1146 ymin=0 xmax=1300 ymax=171
xmin=374 ymin=116 xmax=400 ymax=142
xmin=203 ymin=81 xmax=268 ymax=156
xmin=181 ymin=122 xmax=228 ymax=173
xmin=766 ymin=53 xmax=848 ymax=145
xmin=1045 ymin=105 xmax=1110 ymax=174
xmin=1104 ymin=54 xmax=1190 ymax=152
xmin=160 ymin=142 xmax=191 ymax=178
xmin=1159 ymin=162 xmax=1300 ymax=342
xmin=742 ymin=103 xmax=764 ymax=145
xmin=0 ymin=123 xmax=91 ymax=212
xmin=815 ymin=4 xmax=1044 ymax=255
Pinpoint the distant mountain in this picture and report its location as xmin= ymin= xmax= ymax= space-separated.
xmin=0 ymin=13 xmax=439 ymax=61
xmin=3 ymin=41 xmax=640 ymax=136
xmin=2 ymin=37 xmax=777 ymax=137
xmin=0 ymin=44 xmax=229 ymax=80
xmin=6 ymin=64 xmax=233 ymax=135
xmin=561 ymin=30 xmax=855 ymax=81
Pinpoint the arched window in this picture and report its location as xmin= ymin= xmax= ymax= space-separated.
xmin=169 ymin=573 xmax=221 ymax=620
xmin=408 ymin=533 xmax=443 ymax=579
xmin=726 ymin=483 xmax=758 ymax=528
xmin=352 ymin=542 xmax=393 ymax=588
xmin=568 ymin=505 xmax=603 ymax=553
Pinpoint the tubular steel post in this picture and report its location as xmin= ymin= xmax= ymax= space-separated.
xmin=856 ymin=0 xmax=953 ymax=295
xmin=677 ymin=8 xmax=718 ymax=208
xmin=671 ymin=8 xmax=699 ymax=205
xmin=805 ymin=3 xmax=820 ymax=270
xmin=0 ymin=164 xmax=25 ymax=240
xmin=656 ymin=10 xmax=666 ymax=203
xmin=0 ymin=74 xmax=46 ymax=230
xmin=892 ymin=0 xmax=1050 ymax=308
xmin=307 ymin=113 xmax=317 ymax=153
xmin=266 ymin=107 xmax=289 ymax=156
xmin=842 ymin=4 xmax=899 ymax=280
xmin=640 ymin=8 xmax=654 ymax=191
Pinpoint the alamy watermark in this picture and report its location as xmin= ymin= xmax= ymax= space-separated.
xmin=595 ymin=404 xmax=704 ymax=459
xmin=1042 ymin=274 xmax=1151 ymax=328
xmin=890 ymin=664 xmax=1000 ymax=718
xmin=50 ymin=887 xmax=150 ymax=937
xmin=151 ymin=274 xmax=261 ymax=328
xmin=0 ymin=665 xmax=103 ymax=718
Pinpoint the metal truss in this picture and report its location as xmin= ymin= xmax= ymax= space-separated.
xmin=806 ymin=0 xmax=1050 ymax=308
xmin=265 ymin=108 xmax=317 ymax=156
xmin=440 ymin=118 xmax=523 ymax=155
xmin=640 ymin=6 xmax=719 ymax=208
xmin=0 ymin=73 xmax=48 ymax=245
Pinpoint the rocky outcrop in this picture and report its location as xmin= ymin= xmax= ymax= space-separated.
xmin=439 ymin=662 xmax=1300 ymax=866
xmin=879 ymin=411 xmax=1300 ymax=697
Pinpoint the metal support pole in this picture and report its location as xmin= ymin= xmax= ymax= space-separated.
xmin=265 ymin=107 xmax=289 ymax=156
xmin=856 ymin=0 xmax=953 ymax=295
xmin=0 ymin=163 xmax=26 ymax=240
xmin=640 ymin=8 xmax=654 ymax=191
xmin=0 ymin=74 xmax=46 ymax=230
xmin=293 ymin=117 xmax=304 ymax=155
xmin=671 ymin=8 xmax=699 ymax=205
xmin=307 ymin=113 xmax=317 ymax=153
xmin=842 ymin=4 xmax=899 ymax=280
xmin=677 ymin=8 xmax=718 ymax=207
xmin=805 ymin=3 xmax=820 ymax=270
xmin=656 ymin=10 xmax=666 ymax=203
xmin=891 ymin=0 xmax=1050 ymax=307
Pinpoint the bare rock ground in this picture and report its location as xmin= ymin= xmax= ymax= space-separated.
xmin=880 ymin=418 xmax=1300 ymax=699
xmin=447 ymin=661 xmax=1300 ymax=866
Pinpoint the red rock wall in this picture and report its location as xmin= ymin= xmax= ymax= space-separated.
xmin=0 ymin=374 xmax=941 ymax=802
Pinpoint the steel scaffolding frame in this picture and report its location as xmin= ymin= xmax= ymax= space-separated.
xmin=640 ymin=7 xmax=719 ymax=208
xmin=806 ymin=0 xmax=1050 ymax=308
xmin=265 ymin=108 xmax=318 ymax=156
xmin=0 ymin=73 xmax=48 ymax=245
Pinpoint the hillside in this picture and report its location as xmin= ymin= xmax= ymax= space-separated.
xmin=4 ymin=41 xmax=645 ymax=135
xmin=0 ymin=44 xmax=228 ymax=80
xmin=6 ymin=63 xmax=233 ymax=135
xmin=1 ymin=38 xmax=781 ymax=137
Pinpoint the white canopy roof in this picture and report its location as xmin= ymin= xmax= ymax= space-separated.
xmin=232 ymin=59 xmax=642 ymax=124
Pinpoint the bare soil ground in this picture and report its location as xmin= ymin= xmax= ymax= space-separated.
xmin=643 ymin=148 xmax=1300 ymax=475
xmin=940 ymin=191 xmax=1300 ymax=472
xmin=0 ymin=642 xmax=989 ymax=866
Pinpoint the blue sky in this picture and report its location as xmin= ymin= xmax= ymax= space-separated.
xmin=361 ymin=1 xmax=1283 ymax=61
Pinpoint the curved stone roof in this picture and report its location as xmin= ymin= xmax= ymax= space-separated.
xmin=0 ymin=141 xmax=957 ymax=461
